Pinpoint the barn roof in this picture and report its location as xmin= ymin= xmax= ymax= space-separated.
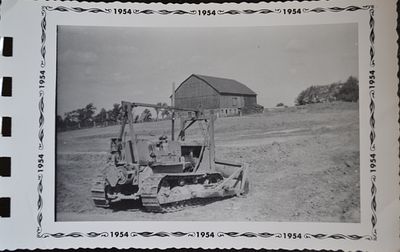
xmin=175 ymin=74 xmax=257 ymax=96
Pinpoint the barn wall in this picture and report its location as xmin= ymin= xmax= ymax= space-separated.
xmin=217 ymin=107 xmax=240 ymax=117
xmin=243 ymin=95 xmax=257 ymax=107
xmin=175 ymin=76 xmax=220 ymax=109
xmin=219 ymin=95 xmax=244 ymax=108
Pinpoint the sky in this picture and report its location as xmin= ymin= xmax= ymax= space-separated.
xmin=56 ymin=24 xmax=358 ymax=116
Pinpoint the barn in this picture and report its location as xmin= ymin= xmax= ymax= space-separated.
xmin=173 ymin=74 xmax=261 ymax=117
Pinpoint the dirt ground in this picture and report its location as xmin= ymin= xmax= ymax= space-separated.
xmin=56 ymin=102 xmax=360 ymax=222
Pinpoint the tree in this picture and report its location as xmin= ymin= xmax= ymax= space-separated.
xmin=95 ymin=108 xmax=107 ymax=127
xmin=64 ymin=110 xmax=80 ymax=129
xmin=335 ymin=76 xmax=359 ymax=102
xmin=85 ymin=103 xmax=96 ymax=120
xmin=84 ymin=103 xmax=96 ymax=127
xmin=106 ymin=109 xmax=113 ymax=125
xmin=155 ymin=102 xmax=162 ymax=121
xmin=276 ymin=102 xmax=285 ymax=107
xmin=295 ymin=89 xmax=307 ymax=106
xmin=161 ymin=108 xmax=170 ymax=119
xmin=111 ymin=103 xmax=122 ymax=122
xmin=140 ymin=108 xmax=152 ymax=122
xmin=155 ymin=102 xmax=169 ymax=121
xmin=159 ymin=102 xmax=169 ymax=119
xmin=62 ymin=103 xmax=96 ymax=129
xmin=73 ymin=103 xmax=96 ymax=128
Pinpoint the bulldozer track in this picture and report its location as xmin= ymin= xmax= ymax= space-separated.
xmin=90 ymin=173 xmax=227 ymax=212
xmin=91 ymin=175 xmax=109 ymax=208
xmin=141 ymin=173 xmax=225 ymax=213
xmin=142 ymin=196 xmax=223 ymax=213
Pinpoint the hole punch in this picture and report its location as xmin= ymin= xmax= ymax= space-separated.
xmin=1 ymin=117 xmax=11 ymax=137
xmin=0 ymin=157 xmax=11 ymax=177
xmin=0 ymin=37 xmax=13 ymax=57
xmin=1 ymin=77 xmax=12 ymax=97
xmin=0 ymin=198 xmax=10 ymax=217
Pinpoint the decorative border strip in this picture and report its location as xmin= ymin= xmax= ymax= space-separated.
xmin=133 ymin=9 xmax=196 ymax=14
xmin=302 ymin=5 xmax=370 ymax=13
xmin=40 ymin=7 xmax=47 ymax=68
xmin=370 ymin=175 xmax=377 ymax=239
xmin=130 ymin=232 xmax=195 ymax=237
xmin=217 ymin=232 xmax=282 ymax=238
xmin=367 ymin=5 xmax=377 ymax=241
xmin=38 ymin=90 xmax=44 ymax=150
xmin=368 ymin=7 xmax=375 ymax=67
xmin=303 ymin=233 xmax=372 ymax=240
xmin=37 ymin=5 xmax=112 ymax=239
xmin=36 ymin=4 xmax=377 ymax=241
xmin=217 ymin=9 xmax=280 ymax=15
xmin=369 ymin=90 xmax=376 ymax=151
xmin=36 ymin=174 xmax=43 ymax=236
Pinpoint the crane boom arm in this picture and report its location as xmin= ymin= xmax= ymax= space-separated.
xmin=121 ymin=101 xmax=201 ymax=113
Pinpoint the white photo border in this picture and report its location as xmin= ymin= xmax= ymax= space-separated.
xmin=36 ymin=3 xmax=377 ymax=241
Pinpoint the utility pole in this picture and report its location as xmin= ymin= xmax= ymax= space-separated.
xmin=171 ymin=82 xmax=175 ymax=141
xmin=209 ymin=110 xmax=216 ymax=172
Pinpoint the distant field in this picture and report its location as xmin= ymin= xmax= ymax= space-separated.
xmin=56 ymin=102 xmax=360 ymax=222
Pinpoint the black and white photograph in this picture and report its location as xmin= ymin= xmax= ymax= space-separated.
xmin=55 ymin=24 xmax=360 ymax=222
xmin=2 ymin=0 xmax=400 ymax=250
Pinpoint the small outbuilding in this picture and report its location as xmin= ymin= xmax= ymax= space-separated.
xmin=173 ymin=74 xmax=261 ymax=117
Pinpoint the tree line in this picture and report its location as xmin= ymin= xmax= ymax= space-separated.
xmin=295 ymin=76 xmax=359 ymax=106
xmin=57 ymin=102 xmax=170 ymax=131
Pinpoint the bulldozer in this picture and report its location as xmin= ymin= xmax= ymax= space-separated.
xmin=91 ymin=101 xmax=249 ymax=212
